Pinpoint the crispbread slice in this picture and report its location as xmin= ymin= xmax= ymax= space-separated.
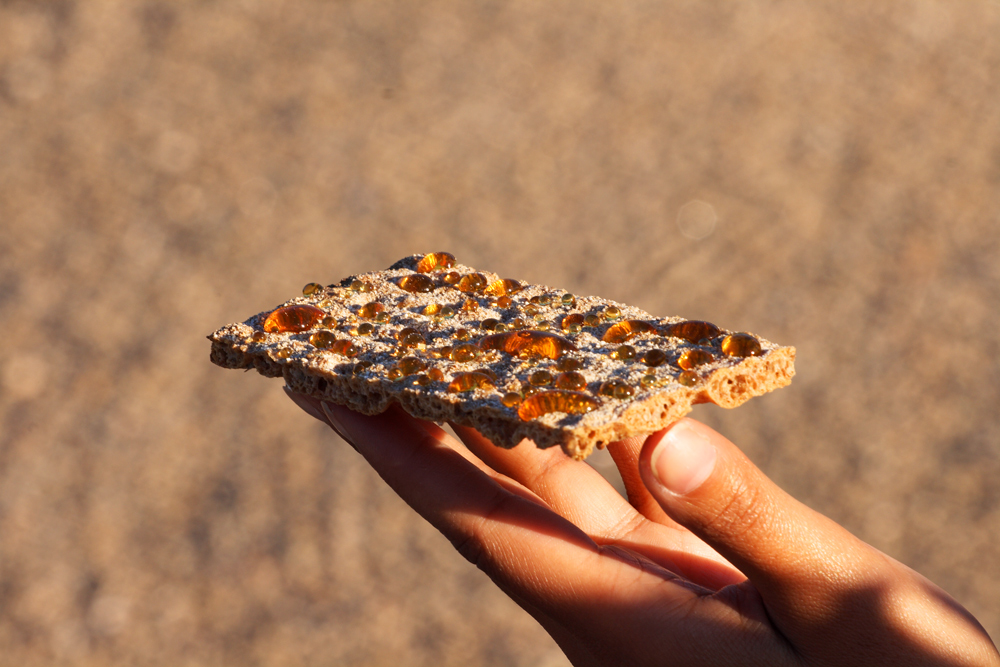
xmin=209 ymin=253 xmax=794 ymax=459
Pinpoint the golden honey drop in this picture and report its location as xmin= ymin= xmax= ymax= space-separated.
xmin=524 ymin=304 xmax=540 ymax=317
xmin=416 ymin=252 xmax=456 ymax=273
xmin=396 ymin=327 xmax=419 ymax=341
xmin=509 ymin=317 xmax=526 ymax=330
xmin=501 ymin=392 xmax=522 ymax=408
xmin=356 ymin=322 xmax=375 ymax=336
xmin=251 ymin=331 xmax=267 ymax=342
xmin=399 ymin=274 xmax=435 ymax=293
xmin=353 ymin=360 xmax=373 ymax=375
xmin=530 ymin=295 xmax=552 ymax=306
xmin=447 ymin=371 xmax=496 ymax=393
xmin=452 ymin=328 xmax=471 ymax=341
xmin=517 ymin=390 xmax=600 ymax=421
xmin=329 ymin=339 xmax=358 ymax=357
xmin=640 ymin=373 xmax=664 ymax=389
xmin=374 ymin=312 xmax=390 ymax=323
xmin=609 ymin=344 xmax=636 ymax=361
xmin=485 ymin=278 xmax=523 ymax=297
xmin=430 ymin=345 xmax=452 ymax=359
xmin=359 ymin=302 xmax=384 ymax=319
xmin=426 ymin=368 xmax=444 ymax=382
xmin=479 ymin=330 xmax=578 ymax=360
xmin=603 ymin=305 xmax=622 ymax=321
xmin=457 ymin=273 xmax=488 ymax=293
xmin=480 ymin=318 xmax=500 ymax=331
xmin=560 ymin=294 xmax=576 ymax=307
xmin=721 ymin=333 xmax=763 ymax=358
xmin=274 ymin=348 xmax=291 ymax=359
xmin=642 ymin=349 xmax=667 ymax=367
xmin=388 ymin=367 xmax=403 ymax=380
xmin=321 ymin=315 xmax=337 ymax=329
xmin=302 ymin=282 xmax=323 ymax=296
xmin=678 ymin=348 xmax=714 ymax=370
xmin=350 ymin=279 xmax=373 ymax=292
xmin=555 ymin=371 xmax=587 ymax=391
xmin=438 ymin=305 xmax=456 ymax=319
xmin=598 ymin=379 xmax=635 ymax=400
xmin=398 ymin=356 xmax=426 ymax=376
xmin=309 ymin=330 xmax=338 ymax=349
xmin=584 ymin=314 xmax=601 ymax=327
xmin=555 ymin=357 xmax=583 ymax=372
xmin=450 ymin=343 xmax=480 ymax=362
xmin=495 ymin=296 xmax=513 ymax=309
xmin=461 ymin=298 xmax=479 ymax=312
xmin=443 ymin=271 xmax=461 ymax=285
xmin=663 ymin=320 xmax=723 ymax=344
xmin=401 ymin=331 xmax=425 ymax=348
xmin=602 ymin=320 xmax=657 ymax=344
xmin=422 ymin=303 xmax=443 ymax=316
xmin=263 ymin=304 xmax=326 ymax=333
xmin=678 ymin=370 xmax=700 ymax=387
xmin=521 ymin=384 xmax=541 ymax=398
xmin=529 ymin=370 xmax=553 ymax=386
xmin=560 ymin=313 xmax=585 ymax=331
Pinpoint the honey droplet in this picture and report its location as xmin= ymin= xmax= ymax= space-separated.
xmin=517 ymin=390 xmax=600 ymax=421
xmin=416 ymin=251 xmax=456 ymax=273
xmin=663 ymin=320 xmax=723 ymax=344
xmin=438 ymin=305 xmax=456 ymax=319
xmin=309 ymin=330 xmax=338 ymax=348
xmin=477 ymin=368 xmax=498 ymax=382
xmin=479 ymin=330 xmax=578 ymax=360
xmin=494 ymin=322 xmax=509 ymax=332
xmin=401 ymin=331 xmax=425 ymax=348
xmin=721 ymin=333 xmax=763 ymax=358
xmin=555 ymin=357 xmax=583 ymax=372
xmin=430 ymin=345 xmax=453 ymax=359
xmin=422 ymin=303 xmax=444 ymax=316
xmin=359 ymin=302 xmax=385 ymax=319
xmin=321 ymin=315 xmax=337 ymax=328
xmin=485 ymin=278 xmax=523 ymax=297
xmin=399 ymin=274 xmax=435 ymax=293
xmin=584 ymin=314 xmax=601 ymax=327
xmin=501 ymin=392 xmax=522 ymax=408
xmin=529 ymin=370 xmax=553 ymax=386
xmin=274 ymin=348 xmax=291 ymax=359
xmin=524 ymin=304 xmax=540 ymax=317
xmin=426 ymin=368 xmax=444 ymax=382
xmin=530 ymin=295 xmax=552 ymax=306
xmin=560 ymin=313 xmax=585 ymax=331
xmin=450 ymin=343 xmax=480 ymax=362
xmin=560 ymin=294 xmax=576 ymax=307
xmin=555 ymin=371 xmax=586 ymax=391
xmin=415 ymin=374 xmax=431 ymax=386
xmin=398 ymin=356 xmax=426 ymax=376
xmin=374 ymin=312 xmax=390 ymax=323
xmin=396 ymin=327 xmax=419 ymax=341
xmin=388 ymin=367 xmax=403 ymax=380
xmin=509 ymin=317 xmax=526 ymax=330
xmin=447 ymin=371 xmax=496 ymax=393
xmin=443 ymin=271 xmax=461 ymax=285
xmin=350 ymin=279 xmax=373 ymax=293
xmin=642 ymin=349 xmax=667 ymax=367
xmin=521 ymin=384 xmax=542 ymax=398
xmin=263 ymin=304 xmax=326 ymax=333
xmin=480 ymin=318 xmax=500 ymax=331
xmin=534 ymin=321 xmax=552 ymax=332
xmin=678 ymin=370 xmax=700 ymax=387
xmin=461 ymin=298 xmax=479 ymax=312
xmin=353 ymin=360 xmax=373 ymax=375
xmin=603 ymin=305 xmax=622 ymax=321
xmin=640 ymin=373 xmax=665 ymax=389
xmin=678 ymin=348 xmax=714 ymax=370
xmin=598 ymin=379 xmax=635 ymax=400
xmin=251 ymin=331 xmax=267 ymax=342
xmin=602 ymin=320 xmax=657 ymax=344
xmin=452 ymin=328 xmax=471 ymax=341
xmin=302 ymin=282 xmax=323 ymax=296
xmin=356 ymin=322 xmax=375 ymax=336
xmin=330 ymin=339 xmax=358 ymax=357
xmin=495 ymin=296 xmax=513 ymax=309
xmin=457 ymin=273 xmax=488 ymax=293
xmin=609 ymin=344 xmax=636 ymax=361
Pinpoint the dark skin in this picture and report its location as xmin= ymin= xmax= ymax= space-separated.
xmin=287 ymin=389 xmax=999 ymax=666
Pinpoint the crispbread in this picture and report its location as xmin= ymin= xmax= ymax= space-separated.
xmin=209 ymin=253 xmax=794 ymax=459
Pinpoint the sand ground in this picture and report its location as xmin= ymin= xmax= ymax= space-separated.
xmin=1 ymin=2 xmax=999 ymax=665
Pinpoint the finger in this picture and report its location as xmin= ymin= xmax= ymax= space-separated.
xmin=638 ymin=419 xmax=904 ymax=645
xmin=606 ymin=435 xmax=680 ymax=526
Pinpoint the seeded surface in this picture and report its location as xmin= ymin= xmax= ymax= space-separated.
xmin=210 ymin=253 xmax=795 ymax=459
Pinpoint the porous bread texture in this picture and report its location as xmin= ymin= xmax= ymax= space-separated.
xmin=209 ymin=254 xmax=795 ymax=460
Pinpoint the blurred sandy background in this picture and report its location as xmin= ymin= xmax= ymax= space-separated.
xmin=1 ymin=1 xmax=999 ymax=665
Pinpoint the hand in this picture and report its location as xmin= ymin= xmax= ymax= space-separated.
xmin=286 ymin=390 xmax=999 ymax=666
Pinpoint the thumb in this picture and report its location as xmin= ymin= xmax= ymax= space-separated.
xmin=638 ymin=419 xmax=882 ymax=636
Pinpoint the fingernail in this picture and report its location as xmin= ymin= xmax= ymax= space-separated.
xmin=320 ymin=401 xmax=358 ymax=451
xmin=651 ymin=421 xmax=717 ymax=495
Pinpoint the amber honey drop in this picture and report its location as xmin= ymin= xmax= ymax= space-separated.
xmin=359 ymin=302 xmax=384 ymax=319
xmin=561 ymin=313 xmax=585 ymax=331
xmin=457 ymin=273 xmax=488 ymax=293
xmin=584 ymin=314 xmax=601 ymax=327
xmin=450 ymin=343 xmax=480 ymax=362
xmin=426 ymin=368 xmax=444 ymax=382
xmin=517 ymin=390 xmax=600 ymax=421
xmin=438 ymin=305 xmax=456 ymax=319
xmin=447 ymin=371 xmax=496 ymax=393
xmin=401 ymin=331 xmax=425 ymax=348
xmin=509 ymin=317 xmax=526 ymax=330
xmin=263 ymin=304 xmax=326 ymax=333
xmin=416 ymin=252 xmax=456 ymax=273
xmin=274 ymin=348 xmax=291 ymax=359
xmin=721 ymin=333 xmax=763 ymax=358
xmin=555 ymin=371 xmax=587 ymax=391
xmin=603 ymin=305 xmax=622 ymax=321
xmin=609 ymin=344 xmax=636 ymax=361
xmin=479 ymin=330 xmax=577 ymax=360
xmin=399 ymin=274 xmax=435 ymax=293
xmin=461 ymin=298 xmax=479 ymax=312
xmin=302 ymin=282 xmax=323 ymax=296
xmin=388 ymin=367 xmax=403 ymax=380
xmin=495 ymin=296 xmax=513 ymax=309
xmin=602 ymin=320 xmax=657 ymax=344
xmin=309 ymin=330 xmax=338 ymax=349
xmin=524 ymin=304 xmax=540 ymax=317
xmin=678 ymin=348 xmax=714 ymax=370
xmin=398 ymin=356 xmax=426 ymax=376
xmin=443 ymin=271 xmax=461 ymax=284
xmin=356 ymin=322 xmax=375 ymax=336
xmin=530 ymin=295 xmax=552 ymax=306
xmin=374 ymin=312 xmax=390 ymax=323
xmin=555 ymin=357 xmax=583 ymax=372
xmin=396 ymin=327 xmax=419 ymax=341
xmin=529 ymin=370 xmax=553 ymax=386
xmin=678 ymin=370 xmax=700 ymax=387
xmin=501 ymin=392 xmax=522 ymax=408
xmin=599 ymin=379 xmax=635 ymax=400
xmin=481 ymin=318 xmax=500 ymax=331
xmin=664 ymin=320 xmax=722 ymax=344
xmin=350 ymin=280 xmax=373 ymax=292
xmin=321 ymin=315 xmax=338 ymax=329
xmin=485 ymin=278 xmax=523 ymax=297
xmin=329 ymin=339 xmax=358 ymax=357
xmin=422 ymin=303 xmax=443 ymax=316
xmin=251 ymin=331 xmax=267 ymax=342
xmin=640 ymin=374 xmax=664 ymax=389
xmin=452 ymin=328 xmax=471 ymax=341
xmin=560 ymin=294 xmax=576 ymax=307
xmin=642 ymin=349 xmax=667 ymax=367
